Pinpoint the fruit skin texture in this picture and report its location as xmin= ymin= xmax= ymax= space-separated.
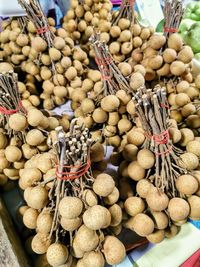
xmin=58 ymin=196 xmax=83 ymax=219
xmin=124 ymin=196 xmax=145 ymax=216
xmin=83 ymin=205 xmax=111 ymax=230
xmin=103 ymin=236 xmax=126 ymax=265
xmin=26 ymin=186 xmax=48 ymax=210
xmin=127 ymin=161 xmax=145 ymax=181
xmin=93 ymin=173 xmax=115 ymax=197
xmin=23 ymin=208 xmax=38 ymax=229
xmin=146 ymin=189 xmax=169 ymax=211
xmin=46 ymin=243 xmax=68 ymax=267
xmin=176 ymin=174 xmax=198 ymax=195
xmin=82 ymin=251 xmax=105 ymax=267
xmin=137 ymin=149 xmax=155 ymax=169
xmin=8 ymin=114 xmax=27 ymax=131
xmin=136 ymin=179 xmax=153 ymax=198
xmin=31 ymin=233 xmax=51 ymax=254
xmin=147 ymin=229 xmax=165 ymax=243
xmin=188 ymin=195 xmax=200 ymax=219
xmin=75 ymin=225 xmax=99 ymax=252
xmin=128 ymin=213 xmax=154 ymax=237
xmin=151 ymin=211 xmax=169 ymax=230
xmin=168 ymin=198 xmax=190 ymax=221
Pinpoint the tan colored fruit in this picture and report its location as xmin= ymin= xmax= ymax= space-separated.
xmin=165 ymin=224 xmax=180 ymax=238
xmin=163 ymin=48 xmax=177 ymax=63
xmin=61 ymin=217 xmax=82 ymax=232
xmin=175 ymin=93 xmax=190 ymax=107
xmin=83 ymin=189 xmax=98 ymax=207
xmin=46 ymin=243 xmax=68 ymax=267
xmin=127 ymin=213 xmax=154 ymax=237
xmin=58 ymin=197 xmax=83 ymax=219
xmin=187 ymin=195 xmax=200 ymax=220
xmin=122 ymin=144 xmax=138 ymax=161
xmin=36 ymin=212 xmax=53 ymax=234
xmin=26 ymin=186 xmax=48 ymax=210
xmin=176 ymin=174 xmax=198 ymax=195
xmin=179 ymin=128 xmax=194 ymax=146
xmin=170 ymin=60 xmax=186 ymax=76
xmin=103 ymin=236 xmax=126 ymax=265
xmin=75 ymin=225 xmax=99 ymax=252
xmin=26 ymin=129 xmax=45 ymax=146
xmin=8 ymin=114 xmax=27 ymax=131
xmin=127 ymin=129 xmax=145 ymax=146
xmin=31 ymin=233 xmax=51 ymax=254
xmin=104 ymin=187 xmax=119 ymax=205
xmin=93 ymin=173 xmax=115 ymax=197
xmin=137 ymin=149 xmax=155 ymax=169
xmin=101 ymin=95 xmax=120 ymax=112
xmin=83 ymin=205 xmax=111 ymax=230
xmin=23 ymin=208 xmax=39 ymax=229
xmin=146 ymin=188 xmax=169 ymax=211
xmin=109 ymin=204 xmax=122 ymax=227
xmin=127 ymin=161 xmax=145 ymax=181
xmin=136 ymin=179 xmax=153 ymax=198
xmin=168 ymin=198 xmax=190 ymax=221
xmin=82 ymin=251 xmax=105 ymax=267
xmin=147 ymin=230 xmax=165 ymax=243
xmin=151 ymin=211 xmax=169 ymax=230
xmin=92 ymin=108 xmax=108 ymax=124
xmin=169 ymin=128 xmax=182 ymax=143
xmin=5 ymin=145 xmax=22 ymax=162
xmin=167 ymin=33 xmax=183 ymax=51
xmin=124 ymin=196 xmax=145 ymax=216
xmin=179 ymin=152 xmax=199 ymax=170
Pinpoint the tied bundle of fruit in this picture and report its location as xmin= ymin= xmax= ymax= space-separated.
xmin=93 ymin=0 xmax=154 ymax=63
xmin=120 ymin=84 xmax=200 ymax=244
xmin=70 ymin=32 xmax=136 ymax=148
xmin=90 ymin=32 xmax=130 ymax=96
xmin=162 ymin=0 xmax=184 ymax=39
xmin=127 ymin=0 xmax=195 ymax=83
xmin=0 ymin=71 xmax=71 ymax=188
xmin=18 ymin=0 xmax=55 ymax=48
xmin=0 ymin=71 xmax=27 ymax=137
xmin=133 ymin=85 xmax=187 ymax=197
xmin=21 ymin=119 xmax=126 ymax=267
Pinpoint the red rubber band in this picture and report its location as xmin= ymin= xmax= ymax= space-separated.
xmin=160 ymin=103 xmax=170 ymax=109
xmin=163 ymin=27 xmax=177 ymax=33
xmin=104 ymin=57 xmax=112 ymax=64
xmin=101 ymin=75 xmax=111 ymax=80
xmin=95 ymin=57 xmax=106 ymax=67
xmin=95 ymin=57 xmax=112 ymax=67
xmin=37 ymin=26 xmax=49 ymax=35
xmin=144 ymin=129 xmax=170 ymax=145
xmin=155 ymin=146 xmax=172 ymax=156
xmin=0 ymin=101 xmax=26 ymax=115
xmin=56 ymin=159 xmax=91 ymax=180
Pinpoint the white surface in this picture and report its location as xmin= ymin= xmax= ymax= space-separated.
xmin=135 ymin=223 xmax=200 ymax=267
xmin=192 ymin=58 xmax=200 ymax=78
xmin=136 ymin=0 xmax=164 ymax=29
xmin=0 ymin=0 xmax=26 ymax=17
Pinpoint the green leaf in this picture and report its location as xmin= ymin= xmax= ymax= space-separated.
xmin=156 ymin=19 xmax=164 ymax=33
